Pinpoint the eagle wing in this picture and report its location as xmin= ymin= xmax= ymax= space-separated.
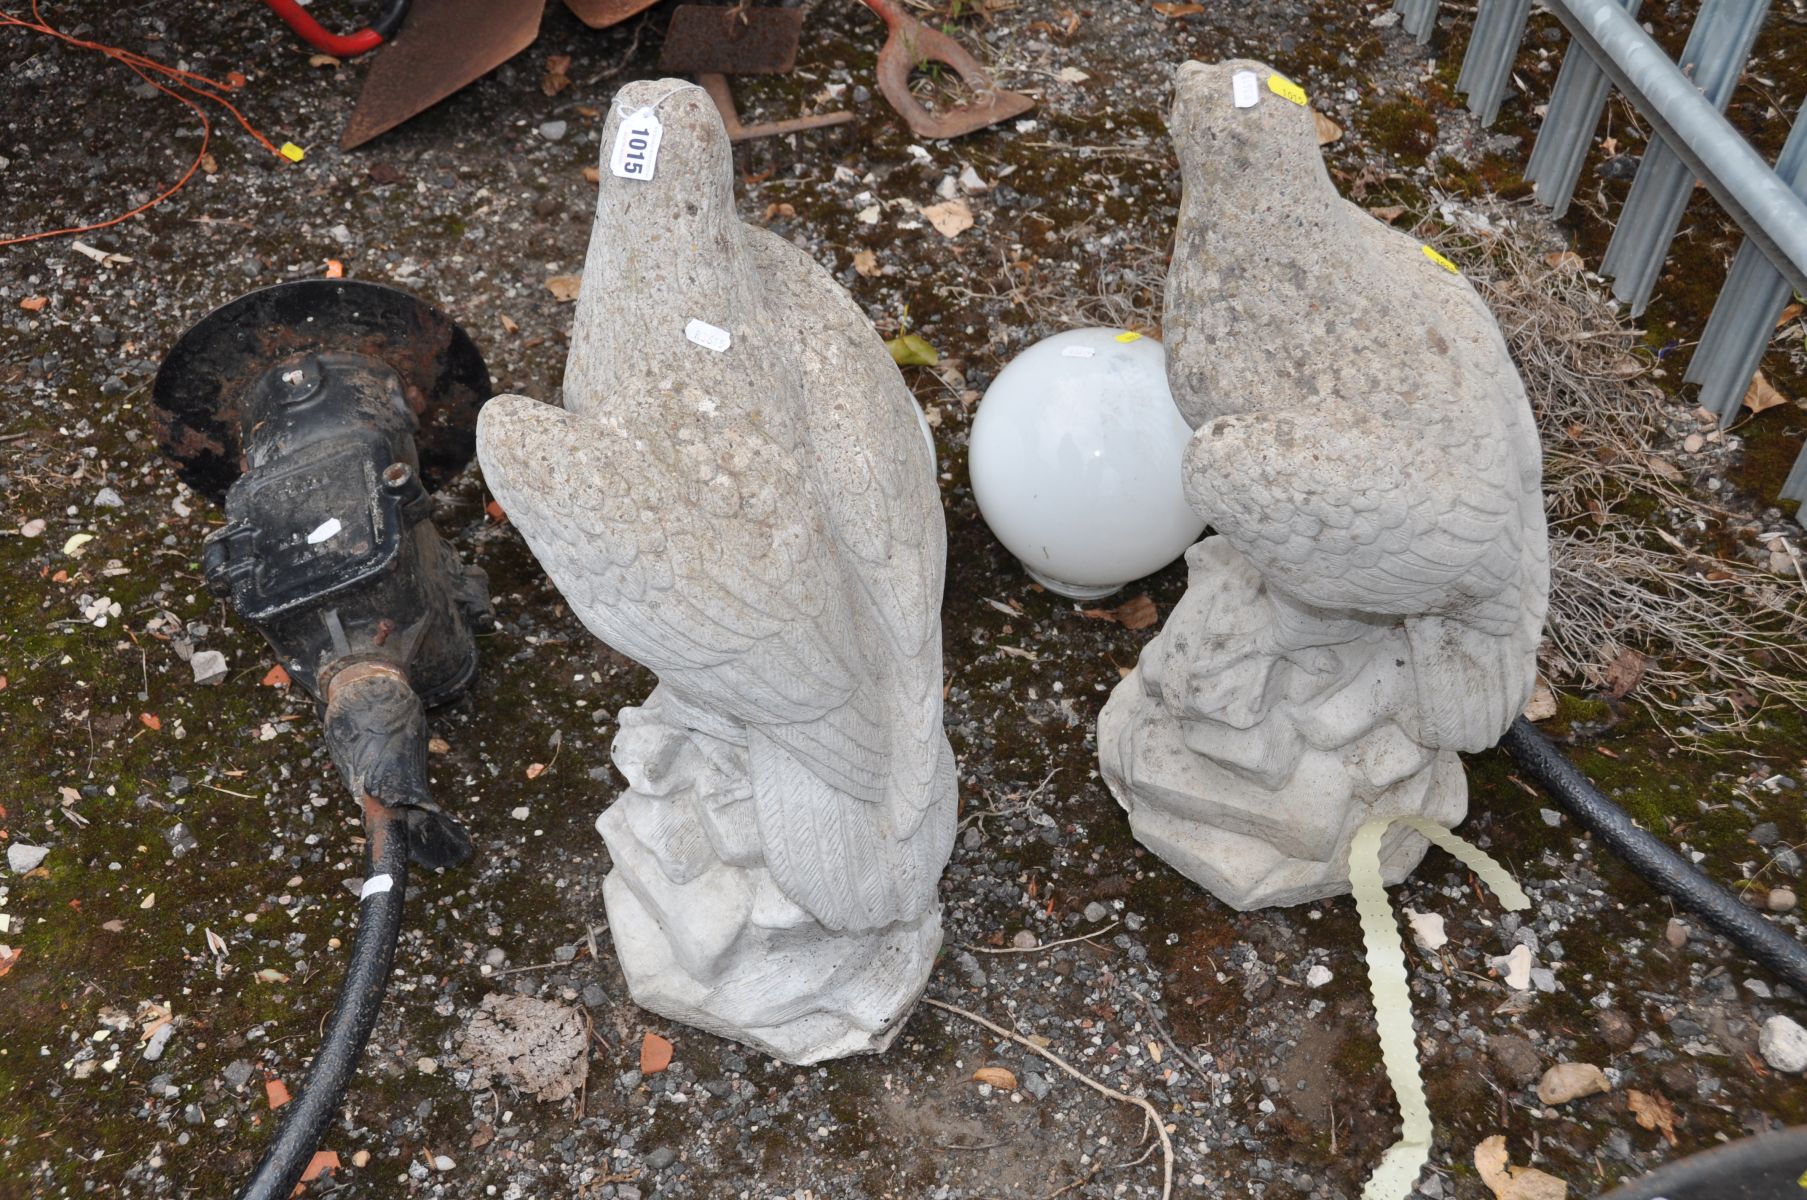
xmin=478 ymin=391 xmax=929 ymax=929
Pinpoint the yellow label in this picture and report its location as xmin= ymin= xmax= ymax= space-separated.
xmin=279 ymin=142 xmax=306 ymax=163
xmin=1266 ymin=73 xmax=1307 ymax=106
xmin=1421 ymin=245 xmax=1460 ymax=275
xmin=1797 ymin=1166 xmax=1807 ymax=1188
xmin=1114 ymin=331 xmax=1143 ymax=343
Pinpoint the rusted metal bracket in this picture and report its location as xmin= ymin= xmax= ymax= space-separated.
xmin=857 ymin=0 xmax=1033 ymax=140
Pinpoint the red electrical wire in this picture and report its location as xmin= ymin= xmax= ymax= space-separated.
xmin=0 ymin=1 xmax=288 ymax=249
xmin=261 ymin=0 xmax=382 ymax=58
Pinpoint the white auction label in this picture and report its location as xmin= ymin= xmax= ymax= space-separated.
xmin=685 ymin=319 xmax=731 ymax=353
xmin=1232 ymin=70 xmax=1260 ymax=109
xmin=306 ymin=517 xmax=341 ymax=545
xmin=610 ymin=107 xmax=664 ymax=180
xmin=1060 ymin=345 xmax=1097 ymax=358
xmin=359 ymin=873 xmax=394 ymax=900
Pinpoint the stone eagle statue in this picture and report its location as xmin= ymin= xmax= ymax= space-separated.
xmin=1099 ymin=59 xmax=1550 ymax=910
xmin=476 ymin=80 xmax=955 ymax=1061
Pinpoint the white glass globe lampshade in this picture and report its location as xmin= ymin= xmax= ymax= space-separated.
xmin=969 ymin=328 xmax=1204 ymax=600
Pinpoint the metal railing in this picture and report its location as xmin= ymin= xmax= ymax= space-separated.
xmin=1396 ymin=0 xmax=1807 ymax=522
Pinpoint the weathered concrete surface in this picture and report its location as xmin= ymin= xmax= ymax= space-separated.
xmin=1100 ymin=59 xmax=1550 ymax=909
xmin=477 ymin=80 xmax=955 ymax=1062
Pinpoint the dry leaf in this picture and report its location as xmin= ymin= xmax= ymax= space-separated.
xmin=1600 ymin=136 xmax=1619 ymax=156
xmin=262 ymin=664 xmax=291 ymax=688
xmin=546 ymin=274 xmax=582 ymax=303
xmin=1313 ymin=111 xmax=1343 ymax=145
xmin=1536 ymin=1062 xmax=1610 ymax=1105
xmin=485 ymin=500 xmax=509 ymax=524
xmin=525 ymin=762 xmax=546 ymax=780
xmin=308 ymin=52 xmax=341 ymax=69
xmin=266 ymin=1077 xmax=292 ymax=1109
xmin=762 ymin=202 xmax=796 ymax=222
xmin=0 ymin=945 xmax=20 ymax=978
xmin=200 ymin=153 xmax=219 ymax=175
xmin=428 ymin=737 xmax=451 ymax=755
xmin=971 ymin=1066 xmax=1017 ymax=1089
xmin=640 ymin=1031 xmax=674 ymax=1075
xmin=1523 ymin=677 xmax=1557 ymax=721
xmin=101 ymin=920 xmax=125 ymax=932
xmin=299 ymin=1150 xmax=341 ymax=1185
xmin=1602 ymin=647 xmax=1647 ymax=699
xmin=1744 ymin=370 xmax=1789 ymax=414
xmin=139 ymin=712 xmax=161 ymax=731
xmin=140 ymin=893 xmax=155 ymax=910
xmin=1544 ymin=250 xmax=1585 ymax=271
xmin=921 ymin=199 xmax=974 ymax=239
xmin=1153 ymin=2 xmax=1206 ymax=14
xmin=1476 ymin=1135 xmax=1568 ymax=1200
xmin=19 ymin=296 xmax=47 ymax=312
xmin=886 ymin=333 xmax=940 ymax=367
xmin=324 ymin=259 xmax=344 ymax=279
xmin=852 ymin=249 xmax=879 ymax=277
xmin=1626 ymin=1089 xmax=1677 ymax=1145
xmin=1368 ymin=205 xmax=1405 ymax=223
xmin=542 ymin=54 xmax=572 ymax=97
xmin=583 ymin=164 xmax=601 ymax=185
xmin=499 ymin=314 xmax=519 ymax=335
xmin=1777 ymin=302 xmax=1803 ymax=329
xmin=1080 ymin=594 xmax=1158 ymax=630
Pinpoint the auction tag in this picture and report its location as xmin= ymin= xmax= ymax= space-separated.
xmin=359 ymin=873 xmax=394 ymax=900
xmin=1061 ymin=345 xmax=1097 ymax=358
xmin=1420 ymin=245 xmax=1461 ymax=274
xmin=610 ymin=108 xmax=665 ymax=180
xmin=685 ymin=318 xmax=731 ymax=353
xmin=1266 ymin=72 xmax=1308 ymax=106
xmin=1114 ymin=330 xmax=1143 ymax=343
xmin=1232 ymin=70 xmax=1260 ymax=109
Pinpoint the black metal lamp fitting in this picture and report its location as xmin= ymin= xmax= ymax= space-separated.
xmin=151 ymin=278 xmax=495 ymax=1200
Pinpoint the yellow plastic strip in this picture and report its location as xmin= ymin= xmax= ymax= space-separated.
xmin=1420 ymin=245 xmax=1460 ymax=275
xmin=1114 ymin=330 xmax=1143 ymax=343
xmin=1267 ymin=72 xmax=1308 ymax=106
xmin=1349 ymin=817 xmax=1528 ymax=1200
xmin=279 ymin=142 xmax=306 ymax=163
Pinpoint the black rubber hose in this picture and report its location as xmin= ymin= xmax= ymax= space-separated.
xmin=1597 ymin=1123 xmax=1807 ymax=1199
xmin=235 ymin=793 xmax=410 ymax=1200
xmin=1500 ymin=717 xmax=1807 ymax=998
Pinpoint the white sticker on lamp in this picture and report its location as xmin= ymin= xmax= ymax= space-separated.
xmin=685 ymin=319 xmax=731 ymax=353
xmin=1060 ymin=346 xmax=1097 ymax=358
xmin=306 ymin=517 xmax=342 ymax=545
xmin=359 ymin=873 xmax=394 ymax=899
xmin=610 ymin=108 xmax=665 ymax=180
xmin=1232 ymin=70 xmax=1260 ymax=109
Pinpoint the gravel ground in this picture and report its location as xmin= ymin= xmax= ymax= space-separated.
xmin=4 ymin=2 xmax=1807 ymax=1199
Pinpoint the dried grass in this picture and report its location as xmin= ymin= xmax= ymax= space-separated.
xmin=1431 ymin=200 xmax=1807 ymax=734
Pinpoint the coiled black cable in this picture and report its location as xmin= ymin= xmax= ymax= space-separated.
xmin=236 ymin=797 xmax=408 ymax=1200
xmin=1500 ymin=717 xmax=1807 ymax=998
